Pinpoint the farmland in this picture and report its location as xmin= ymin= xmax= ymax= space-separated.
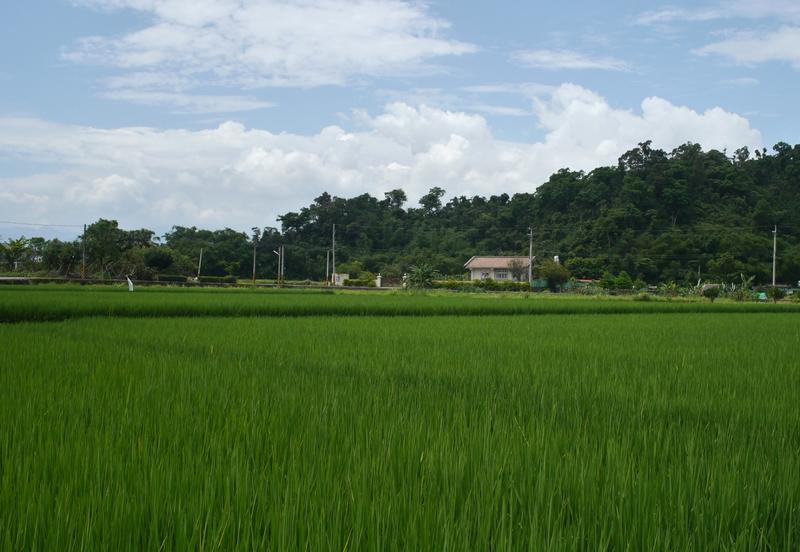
xmin=2 ymin=286 xmax=800 ymax=549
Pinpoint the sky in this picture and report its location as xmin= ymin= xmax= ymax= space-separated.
xmin=1 ymin=0 xmax=798 ymax=239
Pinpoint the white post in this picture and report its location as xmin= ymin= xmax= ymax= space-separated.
xmin=528 ymin=226 xmax=533 ymax=285
xmin=773 ymin=225 xmax=777 ymax=286
xmin=331 ymin=224 xmax=336 ymax=285
xmin=252 ymin=240 xmax=257 ymax=284
xmin=197 ymin=247 xmax=203 ymax=279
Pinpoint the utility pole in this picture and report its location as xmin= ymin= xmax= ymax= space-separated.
xmin=273 ymin=249 xmax=281 ymax=284
xmin=197 ymin=247 xmax=203 ymax=279
xmin=772 ymin=225 xmax=777 ymax=286
xmin=331 ymin=224 xmax=336 ymax=285
xmin=325 ymin=249 xmax=330 ymax=285
xmin=528 ymin=226 xmax=533 ymax=285
xmin=81 ymin=223 xmax=86 ymax=280
xmin=252 ymin=240 xmax=257 ymax=284
xmin=281 ymin=245 xmax=285 ymax=284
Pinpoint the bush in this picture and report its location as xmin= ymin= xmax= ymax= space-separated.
xmin=702 ymin=285 xmax=721 ymax=302
xmin=633 ymin=292 xmax=651 ymax=302
xmin=474 ymin=279 xmax=531 ymax=292
xmin=431 ymin=279 xmax=530 ymax=292
xmin=432 ymin=280 xmax=475 ymax=291
xmin=197 ymin=275 xmax=237 ymax=284
xmin=343 ymin=278 xmax=376 ymax=287
xmin=156 ymin=274 xmax=188 ymax=283
xmin=766 ymin=286 xmax=786 ymax=303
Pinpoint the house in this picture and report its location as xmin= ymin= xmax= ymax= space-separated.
xmin=464 ymin=256 xmax=531 ymax=281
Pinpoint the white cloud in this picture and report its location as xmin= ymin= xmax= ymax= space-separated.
xmin=635 ymin=1 xmax=800 ymax=25
xmin=723 ymin=77 xmax=760 ymax=86
xmin=694 ymin=26 xmax=800 ymax=68
xmin=0 ymin=85 xmax=762 ymax=234
xmin=101 ymin=89 xmax=274 ymax=113
xmin=66 ymin=0 xmax=476 ymax=88
xmin=512 ymin=50 xmax=630 ymax=71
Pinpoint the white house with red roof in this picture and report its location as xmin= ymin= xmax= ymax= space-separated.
xmin=464 ymin=256 xmax=531 ymax=281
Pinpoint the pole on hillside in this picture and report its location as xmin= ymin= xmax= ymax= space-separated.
xmin=197 ymin=247 xmax=203 ymax=279
xmin=528 ymin=226 xmax=533 ymax=285
xmin=81 ymin=223 xmax=86 ymax=280
xmin=772 ymin=225 xmax=777 ymax=286
xmin=331 ymin=224 xmax=336 ymax=285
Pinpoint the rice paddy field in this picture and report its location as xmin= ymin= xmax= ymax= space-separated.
xmin=2 ymin=285 xmax=800 ymax=549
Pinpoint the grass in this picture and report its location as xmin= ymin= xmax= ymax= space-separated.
xmin=2 ymin=309 xmax=800 ymax=549
xmin=2 ymin=284 xmax=799 ymax=322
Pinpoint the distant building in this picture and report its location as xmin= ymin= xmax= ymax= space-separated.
xmin=464 ymin=256 xmax=530 ymax=281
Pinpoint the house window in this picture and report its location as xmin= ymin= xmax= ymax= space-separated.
xmin=495 ymin=270 xmax=508 ymax=280
xmin=481 ymin=272 xmax=490 ymax=280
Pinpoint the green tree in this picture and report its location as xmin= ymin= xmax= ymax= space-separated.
xmin=84 ymin=219 xmax=125 ymax=278
xmin=538 ymin=260 xmax=571 ymax=292
xmin=144 ymin=248 xmax=174 ymax=272
xmin=2 ymin=237 xmax=30 ymax=271
xmin=599 ymin=271 xmax=616 ymax=290
xmin=508 ymin=258 xmax=528 ymax=282
xmin=419 ymin=187 xmax=445 ymax=213
xmin=614 ymin=271 xmax=634 ymax=290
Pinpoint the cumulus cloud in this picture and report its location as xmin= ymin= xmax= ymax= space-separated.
xmin=694 ymin=26 xmax=800 ymax=68
xmin=0 ymin=85 xmax=762 ymax=234
xmin=512 ymin=50 xmax=630 ymax=71
xmin=65 ymin=0 xmax=476 ymax=89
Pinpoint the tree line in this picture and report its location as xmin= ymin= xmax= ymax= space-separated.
xmin=2 ymin=141 xmax=799 ymax=286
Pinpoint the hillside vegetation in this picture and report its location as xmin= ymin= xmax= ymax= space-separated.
xmin=4 ymin=141 xmax=799 ymax=285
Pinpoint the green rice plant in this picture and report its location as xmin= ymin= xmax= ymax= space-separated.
xmin=2 ymin=285 xmax=800 ymax=322
xmin=1 ymin=313 xmax=799 ymax=549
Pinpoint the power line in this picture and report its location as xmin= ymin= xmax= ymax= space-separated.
xmin=0 ymin=220 xmax=84 ymax=228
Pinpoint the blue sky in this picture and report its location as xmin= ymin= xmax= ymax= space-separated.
xmin=1 ymin=0 xmax=798 ymax=238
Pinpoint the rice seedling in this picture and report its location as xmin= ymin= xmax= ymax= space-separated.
xmin=1 ymin=285 xmax=799 ymax=322
xmin=2 ymin=312 xmax=799 ymax=549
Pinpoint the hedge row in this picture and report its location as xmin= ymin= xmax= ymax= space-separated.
xmin=156 ymin=274 xmax=188 ymax=283
xmin=432 ymin=279 xmax=531 ymax=292
xmin=343 ymin=278 xmax=376 ymax=287
xmin=196 ymin=275 xmax=238 ymax=284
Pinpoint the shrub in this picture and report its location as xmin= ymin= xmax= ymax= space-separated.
xmin=156 ymin=274 xmax=188 ymax=283
xmin=197 ymin=275 xmax=237 ymax=284
xmin=432 ymin=280 xmax=475 ymax=292
xmin=343 ymin=278 xmax=376 ymax=287
xmin=473 ymin=279 xmax=530 ymax=292
xmin=702 ymin=285 xmax=721 ymax=302
xmin=766 ymin=286 xmax=786 ymax=303
xmin=633 ymin=292 xmax=651 ymax=302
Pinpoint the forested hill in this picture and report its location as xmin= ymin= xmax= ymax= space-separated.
xmin=4 ymin=141 xmax=800 ymax=285
xmin=278 ymin=141 xmax=800 ymax=285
